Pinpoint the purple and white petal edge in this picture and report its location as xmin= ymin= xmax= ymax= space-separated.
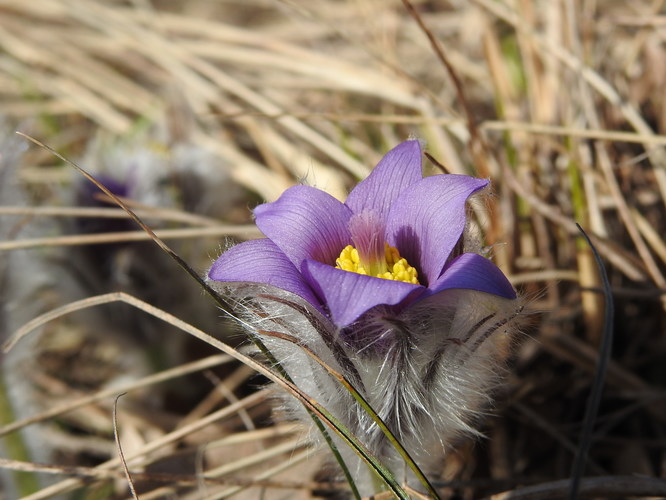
xmin=302 ymin=259 xmax=422 ymax=327
xmin=208 ymin=239 xmax=325 ymax=313
xmin=254 ymin=185 xmax=352 ymax=270
xmin=426 ymin=252 xmax=516 ymax=299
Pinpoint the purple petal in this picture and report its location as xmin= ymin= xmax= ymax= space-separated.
xmin=427 ymin=253 xmax=516 ymax=299
xmin=254 ymin=185 xmax=352 ymax=269
xmin=303 ymin=259 xmax=422 ymax=327
xmin=385 ymin=174 xmax=489 ymax=285
xmin=208 ymin=239 xmax=325 ymax=312
xmin=345 ymin=140 xmax=423 ymax=218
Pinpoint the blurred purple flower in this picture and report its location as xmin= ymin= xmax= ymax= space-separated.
xmin=209 ymin=140 xmax=514 ymax=331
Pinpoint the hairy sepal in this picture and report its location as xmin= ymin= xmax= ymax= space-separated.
xmin=206 ymin=277 xmax=521 ymax=496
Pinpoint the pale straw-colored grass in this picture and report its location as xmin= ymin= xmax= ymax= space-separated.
xmin=1 ymin=0 xmax=665 ymax=498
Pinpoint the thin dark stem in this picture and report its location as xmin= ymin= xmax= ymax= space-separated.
xmin=568 ymin=224 xmax=615 ymax=500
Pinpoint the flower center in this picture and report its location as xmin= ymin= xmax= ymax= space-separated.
xmin=334 ymin=210 xmax=420 ymax=285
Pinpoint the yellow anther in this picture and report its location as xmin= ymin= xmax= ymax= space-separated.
xmin=385 ymin=243 xmax=400 ymax=266
xmin=335 ymin=243 xmax=420 ymax=285
xmin=351 ymin=247 xmax=360 ymax=264
xmin=335 ymin=245 xmax=358 ymax=272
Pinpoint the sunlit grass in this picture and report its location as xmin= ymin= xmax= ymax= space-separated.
xmin=1 ymin=0 xmax=665 ymax=498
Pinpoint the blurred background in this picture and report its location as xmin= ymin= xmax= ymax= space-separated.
xmin=0 ymin=1 xmax=665 ymax=498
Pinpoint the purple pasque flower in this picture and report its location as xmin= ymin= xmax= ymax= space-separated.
xmin=208 ymin=140 xmax=521 ymax=495
xmin=208 ymin=140 xmax=515 ymax=332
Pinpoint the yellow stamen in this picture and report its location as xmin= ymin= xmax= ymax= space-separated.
xmin=335 ymin=243 xmax=420 ymax=284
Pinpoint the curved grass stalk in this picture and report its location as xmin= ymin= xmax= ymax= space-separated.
xmin=4 ymin=291 xmax=410 ymax=499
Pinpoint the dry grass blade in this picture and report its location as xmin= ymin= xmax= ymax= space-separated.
xmin=4 ymin=293 xmax=132 ymax=353
xmin=203 ymin=449 xmax=313 ymax=500
xmin=474 ymin=0 xmax=666 ymax=208
xmin=3 ymin=290 xmax=406 ymax=499
xmin=0 ymin=456 xmax=338 ymax=491
xmin=1 ymin=1 xmax=665 ymax=498
xmin=112 ymin=393 xmax=140 ymax=500
xmin=0 ymin=225 xmax=260 ymax=251
xmin=0 ymin=347 xmax=233 ymax=438
xmin=0 ymin=205 xmax=228 ymax=226
xmin=17 ymin=390 xmax=271 ymax=500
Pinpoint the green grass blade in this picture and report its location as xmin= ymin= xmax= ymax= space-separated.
xmin=258 ymin=328 xmax=441 ymax=499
